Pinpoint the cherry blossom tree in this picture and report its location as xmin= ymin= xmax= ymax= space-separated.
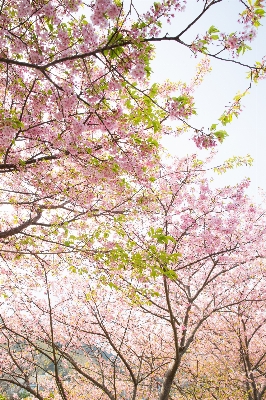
xmin=170 ymin=263 xmax=266 ymax=400
xmin=0 ymin=157 xmax=266 ymax=399
xmin=1 ymin=1 xmax=266 ymax=399
xmin=0 ymin=0 xmax=266 ymax=257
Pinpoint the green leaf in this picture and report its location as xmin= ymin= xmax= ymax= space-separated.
xmin=109 ymin=46 xmax=123 ymax=59
xmin=149 ymin=83 xmax=159 ymax=98
xmin=208 ymin=25 xmax=220 ymax=34
xmin=125 ymin=99 xmax=133 ymax=109
xmin=173 ymin=95 xmax=190 ymax=106
xmin=147 ymin=136 xmax=159 ymax=146
xmin=108 ymin=282 xmax=119 ymax=290
xmin=237 ymin=43 xmax=252 ymax=55
xmin=192 ymin=158 xmax=203 ymax=168
xmin=144 ymin=65 xmax=153 ymax=77
xmin=213 ymin=130 xmax=228 ymax=142
xmin=150 ymin=267 xmax=158 ymax=278
xmin=156 ymin=234 xmax=168 ymax=244
xmin=164 ymin=269 xmax=178 ymax=280
xmin=254 ymin=20 xmax=261 ymax=27
xmin=255 ymin=8 xmax=265 ymax=15
xmin=219 ymin=114 xmax=232 ymax=126
xmin=47 ymin=23 xmax=54 ymax=32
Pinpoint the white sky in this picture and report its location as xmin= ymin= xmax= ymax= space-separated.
xmin=130 ymin=0 xmax=266 ymax=201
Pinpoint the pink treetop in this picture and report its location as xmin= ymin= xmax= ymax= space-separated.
xmin=0 ymin=0 xmax=265 ymax=257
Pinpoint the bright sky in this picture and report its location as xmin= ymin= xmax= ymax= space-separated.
xmin=130 ymin=0 xmax=266 ymax=201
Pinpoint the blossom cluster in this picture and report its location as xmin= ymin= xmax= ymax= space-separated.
xmin=91 ymin=0 xmax=121 ymax=27
xmin=193 ymin=133 xmax=217 ymax=149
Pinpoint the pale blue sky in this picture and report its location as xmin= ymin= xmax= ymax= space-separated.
xmin=128 ymin=0 xmax=266 ymax=200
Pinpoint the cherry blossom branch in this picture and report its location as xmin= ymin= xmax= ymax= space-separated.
xmin=0 ymin=211 xmax=42 ymax=239
xmin=176 ymin=0 xmax=222 ymax=39
xmin=54 ymin=345 xmax=116 ymax=400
